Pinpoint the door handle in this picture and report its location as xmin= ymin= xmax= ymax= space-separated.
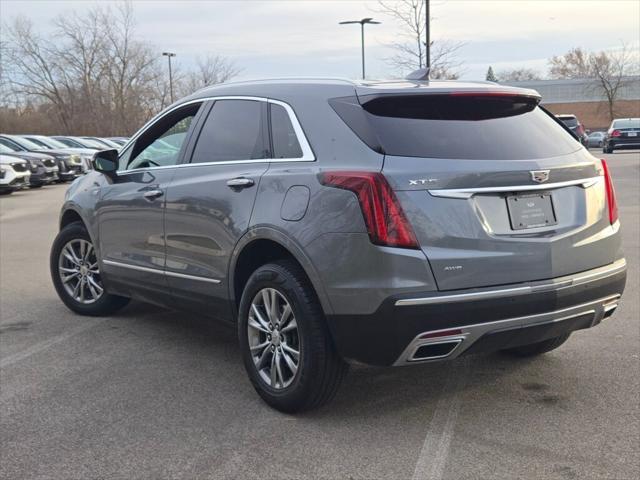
xmin=143 ymin=189 xmax=164 ymax=200
xmin=226 ymin=177 xmax=255 ymax=188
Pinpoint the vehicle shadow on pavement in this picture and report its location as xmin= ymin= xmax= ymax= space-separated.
xmin=113 ymin=301 xmax=543 ymax=419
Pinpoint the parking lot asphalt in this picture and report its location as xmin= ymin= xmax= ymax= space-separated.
xmin=1 ymin=151 xmax=639 ymax=480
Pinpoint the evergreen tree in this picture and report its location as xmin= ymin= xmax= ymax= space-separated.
xmin=486 ymin=66 xmax=498 ymax=82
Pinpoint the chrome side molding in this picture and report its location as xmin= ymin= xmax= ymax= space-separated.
xmin=102 ymin=259 xmax=221 ymax=284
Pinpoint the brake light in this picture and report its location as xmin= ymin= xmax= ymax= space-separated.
xmin=319 ymin=171 xmax=419 ymax=249
xmin=449 ymin=90 xmax=538 ymax=99
xmin=600 ymin=159 xmax=618 ymax=224
xmin=611 ymin=130 xmax=621 ymax=137
xmin=577 ymin=124 xmax=585 ymax=135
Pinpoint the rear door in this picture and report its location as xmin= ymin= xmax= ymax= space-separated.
xmin=163 ymin=98 xmax=270 ymax=320
xmin=358 ymin=93 xmax=620 ymax=290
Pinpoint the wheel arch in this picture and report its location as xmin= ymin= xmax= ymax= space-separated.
xmin=60 ymin=208 xmax=85 ymax=230
xmin=58 ymin=204 xmax=100 ymax=256
xmin=229 ymin=227 xmax=334 ymax=318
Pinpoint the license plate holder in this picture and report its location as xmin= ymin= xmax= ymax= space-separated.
xmin=506 ymin=193 xmax=557 ymax=230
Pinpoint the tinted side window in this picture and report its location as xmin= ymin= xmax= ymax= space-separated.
xmin=271 ymin=104 xmax=302 ymax=159
xmin=191 ymin=100 xmax=267 ymax=163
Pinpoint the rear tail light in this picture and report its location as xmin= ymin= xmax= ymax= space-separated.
xmin=577 ymin=124 xmax=585 ymax=136
xmin=319 ymin=171 xmax=419 ymax=249
xmin=611 ymin=130 xmax=621 ymax=137
xmin=600 ymin=159 xmax=618 ymax=224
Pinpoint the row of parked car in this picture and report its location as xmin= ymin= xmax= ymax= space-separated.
xmin=556 ymin=115 xmax=640 ymax=152
xmin=0 ymin=135 xmax=128 ymax=195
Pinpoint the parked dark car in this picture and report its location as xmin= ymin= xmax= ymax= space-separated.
xmin=556 ymin=114 xmax=589 ymax=145
xmin=21 ymin=135 xmax=94 ymax=172
xmin=603 ymin=118 xmax=640 ymax=153
xmin=0 ymin=135 xmax=83 ymax=181
xmin=0 ymin=143 xmax=59 ymax=187
xmin=50 ymin=79 xmax=626 ymax=412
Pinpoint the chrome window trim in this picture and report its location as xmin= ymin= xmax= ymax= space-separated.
xmin=116 ymin=95 xmax=314 ymax=176
xmin=102 ymin=259 xmax=221 ymax=284
xmin=395 ymin=258 xmax=626 ymax=307
xmin=428 ymin=176 xmax=602 ymax=199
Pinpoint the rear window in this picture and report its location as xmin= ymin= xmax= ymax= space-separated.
xmin=332 ymin=94 xmax=581 ymax=160
xmin=558 ymin=116 xmax=578 ymax=128
xmin=612 ymin=119 xmax=640 ymax=129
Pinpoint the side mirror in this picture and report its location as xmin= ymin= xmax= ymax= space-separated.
xmin=92 ymin=149 xmax=118 ymax=179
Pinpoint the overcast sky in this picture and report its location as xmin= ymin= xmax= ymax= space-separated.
xmin=2 ymin=0 xmax=639 ymax=81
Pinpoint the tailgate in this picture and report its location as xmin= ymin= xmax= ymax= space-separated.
xmin=385 ymin=152 xmax=619 ymax=290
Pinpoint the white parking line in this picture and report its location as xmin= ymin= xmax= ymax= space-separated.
xmin=0 ymin=318 xmax=107 ymax=369
xmin=412 ymin=358 xmax=471 ymax=480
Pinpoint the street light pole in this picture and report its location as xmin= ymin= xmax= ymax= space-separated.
xmin=425 ymin=0 xmax=430 ymax=70
xmin=162 ymin=52 xmax=176 ymax=103
xmin=339 ymin=18 xmax=381 ymax=80
xmin=360 ymin=22 xmax=365 ymax=80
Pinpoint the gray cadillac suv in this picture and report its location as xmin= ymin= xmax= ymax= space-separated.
xmin=50 ymin=79 xmax=626 ymax=412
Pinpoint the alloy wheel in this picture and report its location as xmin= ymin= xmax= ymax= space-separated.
xmin=58 ymin=239 xmax=103 ymax=304
xmin=247 ymin=288 xmax=300 ymax=389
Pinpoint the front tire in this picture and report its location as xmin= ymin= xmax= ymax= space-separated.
xmin=238 ymin=260 xmax=348 ymax=413
xmin=501 ymin=333 xmax=571 ymax=357
xmin=50 ymin=222 xmax=129 ymax=316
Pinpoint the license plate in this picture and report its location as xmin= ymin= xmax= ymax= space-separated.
xmin=506 ymin=193 xmax=557 ymax=230
xmin=628 ymin=132 xmax=637 ymax=137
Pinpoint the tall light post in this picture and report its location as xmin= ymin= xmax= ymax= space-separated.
xmin=162 ymin=51 xmax=176 ymax=103
xmin=425 ymin=0 xmax=430 ymax=70
xmin=339 ymin=18 xmax=380 ymax=80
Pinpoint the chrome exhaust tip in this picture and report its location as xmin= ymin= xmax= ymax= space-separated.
xmin=410 ymin=339 xmax=462 ymax=361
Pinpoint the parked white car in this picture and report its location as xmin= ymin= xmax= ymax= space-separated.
xmin=0 ymin=154 xmax=31 ymax=194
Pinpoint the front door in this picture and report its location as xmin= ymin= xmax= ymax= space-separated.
xmin=163 ymin=99 xmax=270 ymax=320
xmin=97 ymin=102 xmax=204 ymax=301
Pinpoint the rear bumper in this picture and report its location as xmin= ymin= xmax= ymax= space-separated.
xmin=608 ymin=138 xmax=640 ymax=149
xmin=326 ymin=259 xmax=627 ymax=366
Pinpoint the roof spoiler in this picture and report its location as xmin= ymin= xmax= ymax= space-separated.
xmin=406 ymin=68 xmax=430 ymax=81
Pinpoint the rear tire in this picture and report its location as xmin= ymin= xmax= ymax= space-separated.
xmin=238 ymin=260 xmax=348 ymax=413
xmin=501 ymin=333 xmax=571 ymax=357
xmin=603 ymin=144 xmax=613 ymax=154
xmin=50 ymin=221 xmax=129 ymax=316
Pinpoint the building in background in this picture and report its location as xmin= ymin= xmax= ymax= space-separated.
xmin=504 ymin=76 xmax=640 ymax=130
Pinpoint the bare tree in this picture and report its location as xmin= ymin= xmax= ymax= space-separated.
xmin=2 ymin=1 xmax=240 ymax=135
xmin=180 ymin=54 xmax=241 ymax=97
xmin=497 ymin=68 xmax=542 ymax=82
xmin=548 ymin=45 xmax=639 ymax=121
xmin=4 ymin=17 xmax=75 ymax=132
xmin=590 ymin=45 xmax=639 ymax=121
xmin=101 ymin=1 xmax=162 ymax=133
xmin=548 ymin=47 xmax=592 ymax=79
xmin=376 ymin=0 xmax=464 ymax=79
